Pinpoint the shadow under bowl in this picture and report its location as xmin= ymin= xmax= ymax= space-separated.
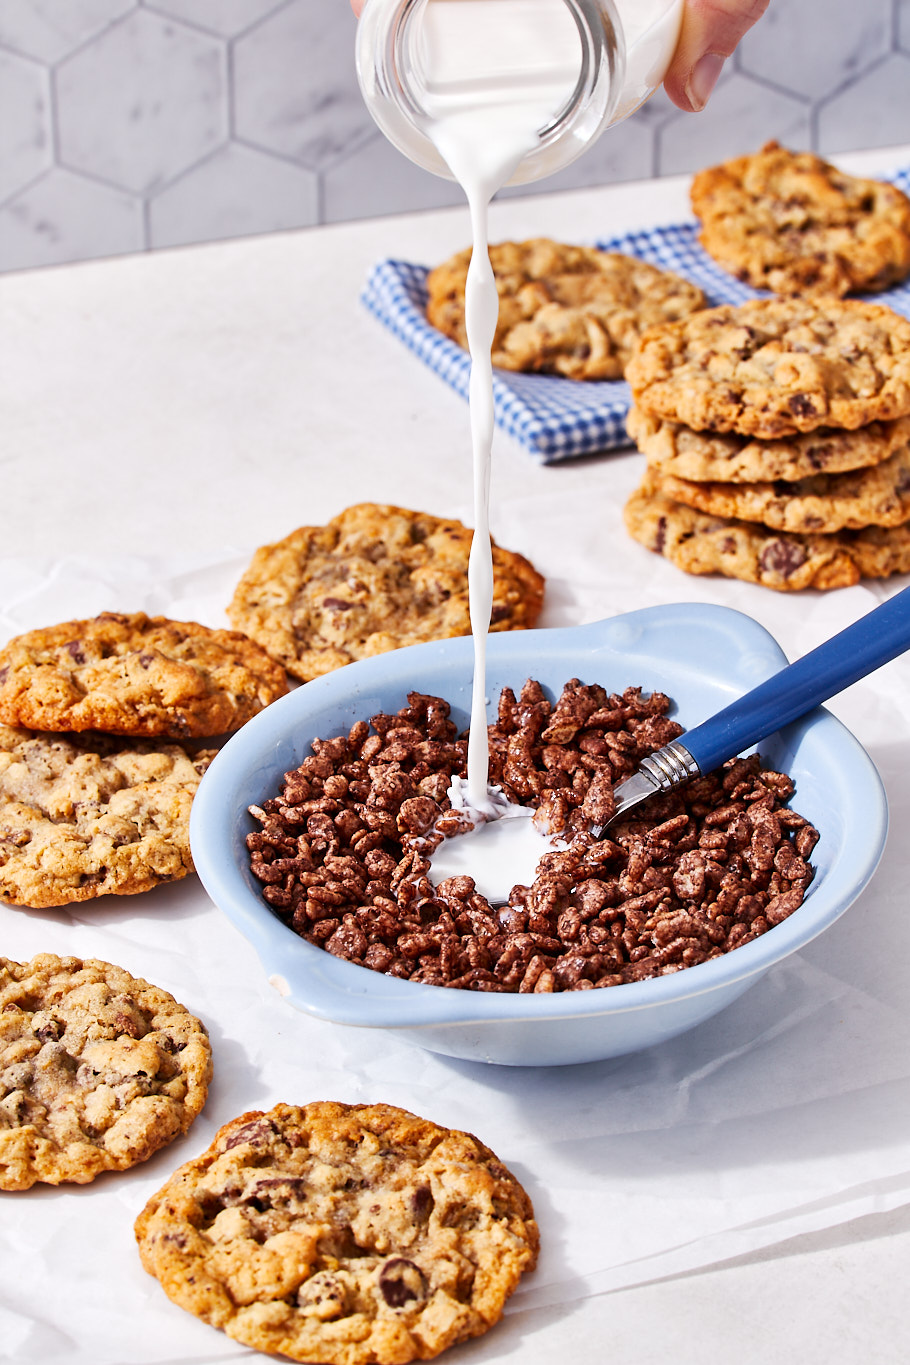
xmin=190 ymin=602 xmax=888 ymax=1066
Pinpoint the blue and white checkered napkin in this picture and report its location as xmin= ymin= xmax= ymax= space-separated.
xmin=362 ymin=164 xmax=910 ymax=465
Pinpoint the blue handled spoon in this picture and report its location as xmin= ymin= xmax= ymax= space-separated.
xmin=591 ymin=585 xmax=910 ymax=836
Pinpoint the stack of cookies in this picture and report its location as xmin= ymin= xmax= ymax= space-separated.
xmin=623 ymin=295 xmax=910 ymax=591
xmin=0 ymin=611 xmax=288 ymax=908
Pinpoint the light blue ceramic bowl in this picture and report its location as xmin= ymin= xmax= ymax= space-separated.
xmin=190 ymin=603 xmax=888 ymax=1066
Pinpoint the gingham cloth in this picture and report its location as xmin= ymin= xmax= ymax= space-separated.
xmin=361 ymin=165 xmax=910 ymax=464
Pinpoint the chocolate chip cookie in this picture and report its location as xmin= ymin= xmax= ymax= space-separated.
xmin=691 ymin=141 xmax=910 ymax=297
xmin=0 ymin=726 xmax=214 ymax=907
xmin=135 ymin=1101 xmax=539 ymax=1364
xmin=0 ymin=953 xmax=212 ymax=1189
xmin=627 ymin=406 xmax=910 ymax=484
xmin=427 ymin=238 xmax=706 ymax=380
xmin=624 ymin=471 xmax=910 ymax=591
xmin=227 ymin=504 xmax=545 ymax=682
xmin=625 ymin=296 xmax=910 ymax=439
xmin=648 ymin=444 xmax=910 ymax=534
xmin=0 ymin=612 xmax=288 ymax=739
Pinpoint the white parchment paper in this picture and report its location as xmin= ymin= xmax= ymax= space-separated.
xmin=1 ymin=546 xmax=909 ymax=1364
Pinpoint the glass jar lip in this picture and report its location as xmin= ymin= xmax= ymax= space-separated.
xmin=395 ymin=0 xmax=622 ymax=134
xmin=356 ymin=0 xmax=626 ymax=187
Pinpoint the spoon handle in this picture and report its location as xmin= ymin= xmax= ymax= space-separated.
xmin=681 ymin=585 xmax=910 ymax=776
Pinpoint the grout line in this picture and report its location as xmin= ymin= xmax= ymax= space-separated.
xmin=1 ymin=5 xmax=908 ymax=270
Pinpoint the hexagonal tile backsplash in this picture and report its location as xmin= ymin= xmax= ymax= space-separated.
xmin=1 ymin=0 xmax=910 ymax=273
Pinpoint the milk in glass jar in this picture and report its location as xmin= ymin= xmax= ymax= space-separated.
xmin=355 ymin=0 xmax=684 ymax=187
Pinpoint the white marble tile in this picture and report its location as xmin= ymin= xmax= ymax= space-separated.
xmin=0 ymin=0 xmax=909 ymax=273
xmin=322 ymin=131 xmax=466 ymax=224
xmin=659 ymin=72 xmax=810 ymax=176
xmin=739 ymin=0 xmax=891 ymax=102
xmin=149 ymin=142 xmax=318 ymax=247
xmin=818 ymin=53 xmax=910 ymax=155
xmin=0 ymin=50 xmax=51 ymax=203
xmin=0 ymin=167 xmax=142 ymax=271
xmin=56 ymin=8 xmax=227 ymax=194
xmin=143 ymin=0 xmax=287 ymax=39
xmin=0 ymin=0 xmax=135 ymax=64
xmin=233 ymin=0 xmax=374 ymax=171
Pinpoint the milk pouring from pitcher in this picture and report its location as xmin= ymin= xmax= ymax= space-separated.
xmin=355 ymin=0 xmax=686 ymax=893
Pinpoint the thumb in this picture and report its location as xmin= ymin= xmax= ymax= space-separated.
xmin=662 ymin=0 xmax=770 ymax=112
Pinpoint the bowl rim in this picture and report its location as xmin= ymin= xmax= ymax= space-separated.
xmin=191 ymin=602 xmax=889 ymax=1029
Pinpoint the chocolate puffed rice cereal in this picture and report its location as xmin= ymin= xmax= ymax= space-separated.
xmin=246 ymin=681 xmax=819 ymax=993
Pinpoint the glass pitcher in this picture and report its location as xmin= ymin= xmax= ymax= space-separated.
xmin=355 ymin=0 xmax=683 ymax=187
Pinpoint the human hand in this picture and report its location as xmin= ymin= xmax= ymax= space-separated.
xmin=348 ymin=0 xmax=769 ymax=112
xmin=663 ymin=0 xmax=770 ymax=111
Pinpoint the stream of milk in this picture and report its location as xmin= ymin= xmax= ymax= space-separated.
xmin=420 ymin=0 xmax=682 ymax=898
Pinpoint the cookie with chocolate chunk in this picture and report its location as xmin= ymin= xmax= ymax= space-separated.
xmin=0 ymin=612 xmax=288 ymax=739
xmin=228 ymin=503 xmax=545 ymax=682
xmin=0 ymin=953 xmax=212 ymax=1190
xmin=135 ymin=1100 xmax=539 ymax=1365
xmin=648 ymin=443 xmax=910 ymax=534
xmin=627 ymin=407 xmax=910 ymax=484
xmin=691 ymin=141 xmax=910 ymax=297
xmin=0 ymin=725 xmax=214 ymax=907
xmin=427 ymin=238 xmax=706 ymax=380
xmin=624 ymin=471 xmax=910 ymax=591
xmin=625 ymin=296 xmax=910 ymax=439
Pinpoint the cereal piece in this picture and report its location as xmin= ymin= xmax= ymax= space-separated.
xmin=135 ymin=1100 xmax=538 ymax=1364
xmin=627 ymin=406 xmax=910 ymax=484
xmin=427 ymin=238 xmax=706 ymax=379
xmin=623 ymin=471 xmax=910 ymax=590
xmin=648 ymin=444 xmax=910 ymax=533
xmin=245 ymin=684 xmax=817 ymax=990
xmin=227 ymin=504 xmax=545 ymax=683
xmin=625 ymin=296 xmax=910 ymax=438
xmin=0 ymin=953 xmax=212 ymax=1190
xmin=0 ymin=726 xmax=214 ymax=907
xmin=0 ymin=612 xmax=288 ymax=739
xmin=691 ymin=141 xmax=910 ymax=297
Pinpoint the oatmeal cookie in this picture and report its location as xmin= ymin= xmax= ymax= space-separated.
xmin=624 ymin=471 xmax=910 ymax=591
xmin=0 ymin=726 xmax=214 ymax=907
xmin=227 ymin=504 xmax=545 ymax=683
xmin=426 ymin=238 xmax=706 ymax=380
xmin=627 ymin=406 xmax=910 ymax=484
xmin=135 ymin=1100 xmax=539 ymax=1365
xmin=0 ymin=953 xmax=212 ymax=1190
xmin=648 ymin=444 xmax=910 ymax=534
xmin=0 ymin=612 xmax=288 ymax=739
xmin=691 ymin=141 xmax=910 ymax=297
xmin=625 ymin=296 xmax=910 ymax=438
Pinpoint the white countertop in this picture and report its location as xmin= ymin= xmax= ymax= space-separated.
xmin=2 ymin=146 xmax=910 ymax=1365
